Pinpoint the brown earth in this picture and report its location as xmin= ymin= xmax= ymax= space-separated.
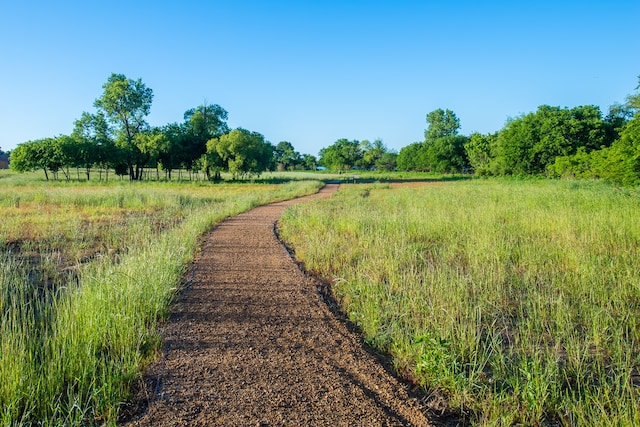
xmin=121 ymin=183 xmax=433 ymax=426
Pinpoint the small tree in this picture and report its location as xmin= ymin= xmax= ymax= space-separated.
xmin=425 ymin=109 xmax=460 ymax=142
xmin=94 ymin=73 xmax=153 ymax=180
xmin=207 ymin=128 xmax=274 ymax=180
xmin=318 ymin=139 xmax=362 ymax=171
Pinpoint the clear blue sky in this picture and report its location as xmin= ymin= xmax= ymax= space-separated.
xmin=1 ymin=1 xmax=639 ymax=157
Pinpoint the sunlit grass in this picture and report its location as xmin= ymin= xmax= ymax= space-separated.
xmin=279 ymin=179 xmax=640 ymax=425
xmin=0 ymin=178 xmax=322 ymax=425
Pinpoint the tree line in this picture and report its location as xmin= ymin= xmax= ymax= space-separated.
xmin=9 ymin=72 xmax=639 ymax=185
xmin=319 ymin=74 xmax=640 ymax=185
xmin=9 ymin=73 xmax=318 ymax=181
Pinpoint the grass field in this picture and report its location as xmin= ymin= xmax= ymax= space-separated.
xmin=278 ymin=178 xmax=640 ymax=426
xmin=0 ymin=171 xmax=322 ymax=426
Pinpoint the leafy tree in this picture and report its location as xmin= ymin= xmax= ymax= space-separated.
xmin=375 ymin=151 xmax=398 ymax=171
xmin=184 ymin=104 xmax=229 ymax=141
xmin=465 ymin=132 xmax=497 ymax=175
xmin=494 ymin=105 xmax=610 ymax=175
xmin=134 ymin=128 xmax=169 ymax=180
xmin=425 ymin=135 xmax=470 ymax=173
xmin=199 ymin=144 xmax=225 ymax=181
xmin=604 ymin=102 xmax=634 ymax=142
xmin=9 ymin=141 xmax=41 ymax=175
xmin=10 ymin=137 xmax=71 ymax=180
xmin=552 ymin=115 xmax=640 ymax=185
xmin=547 ymin=147 xmax=595 ymax=179
xmin=159 ymin=122 xmax=188 ymax=179
xmin=302 ymin=154 xmax=318 ymax=170
xmin=357 ymin=139 xmax=387 ymax=170
xmin=398 ymin=109 xmax=468 ymax=173
xmin=549 ymin=75 xmax=640 ymax=185
xmin=182 ymin=104 xmax=229 ymax=172
xmin=207 ymin=128 xmax=273 ymax=179
xmin=274 ymin=141 xmax=302 ymax=171
xmin=71 ymin=112 xmax=112 ymax=180
xmin=318 ymin=139 xmax=362 ymax=171
xmin=94 ymin=73 xmax=153 ymax=180
xmin=397 ymin=142 xmax=428 ymax=171
xmin=425 ymin=109 xmax=460 ymax=142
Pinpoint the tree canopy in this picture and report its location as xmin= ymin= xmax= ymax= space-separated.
xmin=397 ymin=109 xmax=468 ymax=173
xmin=94 ymin=73 xmax=153 ymax=180
xmin=10 ymin=71 xmax=640 ymax=186
xmin=425 ymin=108 xmax=460 ymax=142
xmin=206 ymin=129 xmax=274 ymax=180
xmin=9 ymin=73 xmax=318 ymax=181
xmin=318 ymin=138 xmax=395 ymax=171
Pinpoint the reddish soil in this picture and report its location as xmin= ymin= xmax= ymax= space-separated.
xmin=122 ymin=184 xmax=432 ymax=426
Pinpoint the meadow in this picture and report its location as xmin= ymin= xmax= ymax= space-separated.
xmin=0 ymin=170 xmax=322 ymax=426
xmin=278 ymin=179 xmax=640 ymax=426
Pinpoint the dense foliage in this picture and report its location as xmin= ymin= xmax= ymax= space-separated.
xmin=9 ymin=74 xmax=317 ymax=181
xmin=318 ymin=138 xmax=396 ymax=171
xmin=10 ymin=72 xmax=640 ymax=185
xmin=394 ymin=76 xmax=640 ymax=185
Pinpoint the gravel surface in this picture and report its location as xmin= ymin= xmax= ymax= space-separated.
xmin=122 ymin=184 xmax=432 ymax=426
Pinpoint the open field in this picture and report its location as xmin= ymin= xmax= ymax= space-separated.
xmin=0 ymin=173 xmax=322 ymax=426
xmin=278 ymin=179 xmax=640 ymax=425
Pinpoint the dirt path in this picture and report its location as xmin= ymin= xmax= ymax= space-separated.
xmin=123 ymin=184 xmax=431 ymax=426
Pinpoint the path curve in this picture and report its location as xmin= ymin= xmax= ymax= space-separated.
xmin=123 ymin=184 xmax=431 ymax=426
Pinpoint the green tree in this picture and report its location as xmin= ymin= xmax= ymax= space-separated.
xmin=584 ymin=115 xmax=640 ymax=185
xmin=134 ymin=128 xmax=169 ymax=180
xmin=94 ymin=73 xmax=153 ymax=180
xmin=207 ymin=128 xmax=273 ymax=179
xmin=357 ymin=139 xmax=387 ymax=170
xmin=302 ymin=154 xmax=318 ymax=170
xmin=397 ymin=142 xmax=428 ymax=171
xmin=318 ymin=139 xmax=362 ymax=171
xmin=604 ymin=102 xmax=634 ymax=143
xmin=425 ymin=135 xmax=470 ymax=173
xmin=465 ymin=132 xmax=497 ymax=175
xmin=182 ymin=104 xmax=229 ymax=172
xmin=274 ymin=141 xmax=302 ymax=171
xmin=9 ymin=141 xmax=41 ymax=175
xmin=425 ymin=109 xmax=460 ymax=142
xmin=399 ymin=109 xmax=469 ymax=173
xmin=494 ymin=105 xmax=610 ymax=175
xmin=159 ymin=122 xmax=188 ymax=180
xmin=9 ymin=137 xmax=70 ymax=180
xmin=71 ymin=112 xmax=111 ymax=180
xmin=375 ymin=151 xmax=398 ymax=171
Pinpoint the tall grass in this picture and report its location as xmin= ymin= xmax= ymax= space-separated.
xmin=278 ymin=179 xmax=640 ymax=425
xmin=0 ymin=179 xmax=322 ymax=425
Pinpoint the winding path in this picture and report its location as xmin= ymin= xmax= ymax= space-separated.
xmin=124 ymin=184 xmax=431 ymax=426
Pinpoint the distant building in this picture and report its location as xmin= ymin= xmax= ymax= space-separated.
xmin=0 ymin=153 xmax=8 ymax=169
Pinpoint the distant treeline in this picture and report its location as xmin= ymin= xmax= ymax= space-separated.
xmin=8 ymin=73 xmax=640 ymax=185
xmin=319 ymin=75 xmax=640 ymax=186
xmin=8 ymin=73 xmax=317 ymax=181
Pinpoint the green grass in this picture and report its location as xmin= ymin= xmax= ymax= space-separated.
xmin=0 ymin=176 xmax=323 ymax=426
xmin=278 ymin=178 xmax=640 ymax=426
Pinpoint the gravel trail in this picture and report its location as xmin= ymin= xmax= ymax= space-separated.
xmin=123 ymin=184 xmax=431 ymax=426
